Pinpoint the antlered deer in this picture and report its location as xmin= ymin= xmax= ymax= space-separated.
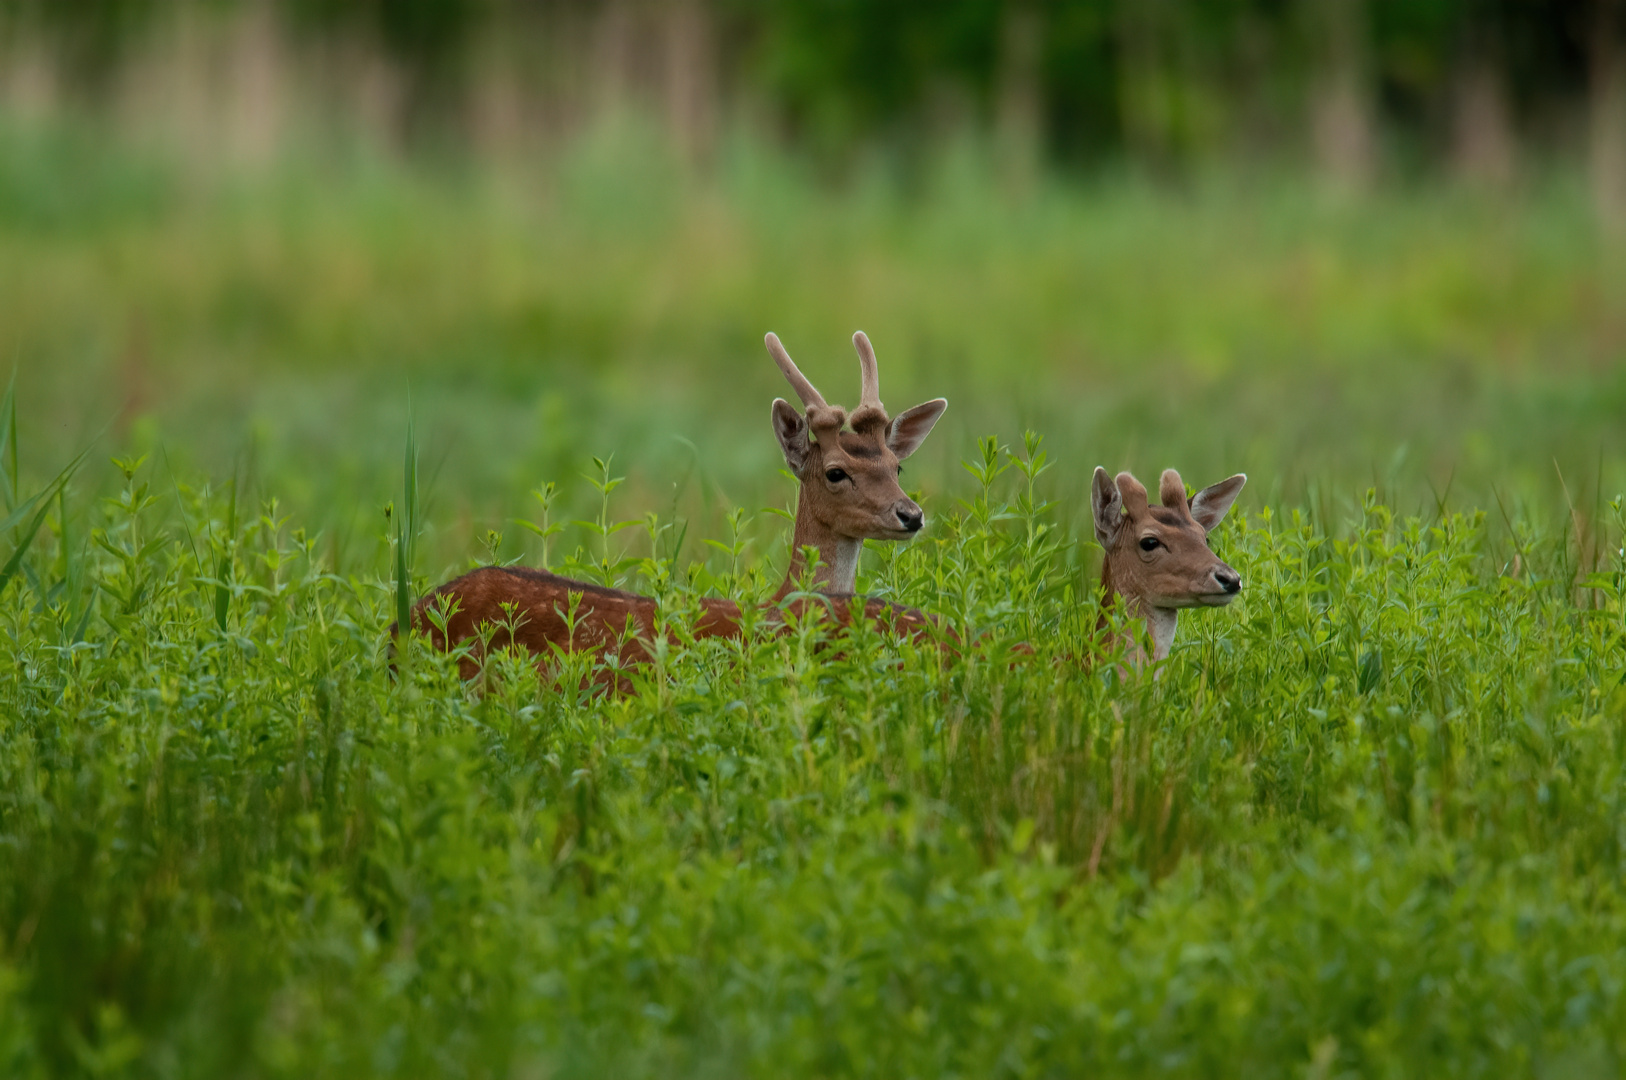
xmin=1090 ymin=466 xmax=1246 ymax=665
xmin=401 ymin=331 xmax=948 ymax=682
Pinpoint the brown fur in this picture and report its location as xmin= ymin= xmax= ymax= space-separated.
xmin=404 ymin=565 xmax=936 ymax=687
xmin=1092 ymin=466 xmax=1246 ymax=665
xmin=399 ymin=331 xmax=948 ymax=686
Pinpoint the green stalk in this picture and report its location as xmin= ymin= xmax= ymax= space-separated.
xmin=0 ymin=371 xmax=16 ymax=511
xmin=396 ymin=411 xmax=418 ymax=638
xmin=0 ymin=443 xmax=92 ymax=598
xmin=215 ymin=471 xmax=237 ymax=633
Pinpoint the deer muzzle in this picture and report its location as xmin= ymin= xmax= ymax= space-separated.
xmin=1199 ymin=565 xmax=1243 ymax=605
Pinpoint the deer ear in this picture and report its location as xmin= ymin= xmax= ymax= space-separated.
xmin=886 ymin=398 xmax=947 ymax=461
xmin=1159 ymin=469 xmax=1189 ymax=513
xmin=1091 ymin=467 xmax=1124 ymax=547
xmin=1190 ymin=474 xmax=1247 ymax=531
xmin=1115 ymin=471 xmax=1149 ymax=517
xmin=772 ymin=399 xmax=811 ymax=474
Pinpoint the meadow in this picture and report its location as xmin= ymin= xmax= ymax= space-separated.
xmin=1 ymin=118 xmax=1625 ymax=1076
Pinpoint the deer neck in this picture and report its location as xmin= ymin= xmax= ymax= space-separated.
xmin=1098 ymin=554 xmax=1178 ymax=665
xmin=774 ymin=482 xmax=863 ymax=600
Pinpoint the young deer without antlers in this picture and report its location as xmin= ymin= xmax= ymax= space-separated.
xmin=1091 ymin=466 xmax=1247 ymax=666
xmin=400 ymin=331 xmax=948 ymax=683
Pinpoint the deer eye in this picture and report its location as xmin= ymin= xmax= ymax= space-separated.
xmin=825 ymin=467 xmax=849 ymax=484
xmin=1139 ymin=536 xmax=1160 ymax=551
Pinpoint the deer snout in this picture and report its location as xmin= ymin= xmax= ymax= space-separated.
xmin=895 ymin=502 xmax=924 ymax=533
xmin=1213 ymin=567 xmax=1241 ymax=594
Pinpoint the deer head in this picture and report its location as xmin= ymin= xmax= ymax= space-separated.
xmin=766 ymin=331 xmax=947 ymax=595
xmin=1091 ymin=466 xmax=1246 ymax=663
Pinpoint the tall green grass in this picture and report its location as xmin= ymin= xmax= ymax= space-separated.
xmin=0 ymin=429 xmax=1622 ymax=1077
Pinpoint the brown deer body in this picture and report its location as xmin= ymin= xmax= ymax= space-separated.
xmin=404 ymin=331 xmax=947 ymax=681
xmin=1090 ymin=466 xmax=1247 ymax=666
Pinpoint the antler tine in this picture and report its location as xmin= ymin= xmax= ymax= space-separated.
xmin=852 ymin=331 xmax=881 ymax=410
xmin=764 ymin=332 xmax=827 ymax=411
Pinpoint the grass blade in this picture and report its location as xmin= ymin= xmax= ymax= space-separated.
xmin=0 ymin=487 xmax=48 ymax=538
xmin=215 ymin=470 xmax=237 ymax=633
xmin=69 ymin=583 xmax=97 ymax=644
xmin=0 ymin=441 xmax=94 ymax=605
xmin=403 ymin=406 xmax=417 ymax=569
xmin=0 ymin=370 xmax=15 ymax=512
xmin=0 ymin=500 xmax=52 ymax=597
xmin=395 ymin=524 xmax=411 ymax=635
xmin=0 ymin=442 xmax=94 ymax=539
xmin=215 ymin=554 xmax=232 ymax=632
xmin=395 ymin=409 xmax=418 ymax=637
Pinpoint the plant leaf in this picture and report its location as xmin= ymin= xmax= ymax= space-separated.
xmin=0 ymin=500 xmax=52 ymax=597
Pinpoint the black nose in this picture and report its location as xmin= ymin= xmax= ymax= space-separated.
xmin=898 ymin=508 xmax=924 ymax=533
xmin=1215 ymin=570 xmax=1241 ymax=594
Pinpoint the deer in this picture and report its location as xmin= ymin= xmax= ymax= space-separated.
xmin=1090 ymin=465 xmax=1247 ymax=666
xmin=399 ymin=331 xmax=949 ymax=683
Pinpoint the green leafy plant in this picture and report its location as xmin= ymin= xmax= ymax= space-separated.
xmin=0 ymin=423 xmax=1621 ymax=1078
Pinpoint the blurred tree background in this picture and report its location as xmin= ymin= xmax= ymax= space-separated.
xmin=4 ymin=0 xmax=1621 ymax=200
xmin=0 ymin=0 xmax=1623 ymax=569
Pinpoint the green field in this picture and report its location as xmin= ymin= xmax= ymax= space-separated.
xmin=2 ymin=121 xmax=1626 ymax=1076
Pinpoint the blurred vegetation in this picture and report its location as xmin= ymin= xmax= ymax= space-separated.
xmin=0 ymin=1 xmax=1617 ymax=177
xmin=0 ymin=1 xmax=1621 ymax=570
xmin=1 ymin=115 xmax=1623 ymax=579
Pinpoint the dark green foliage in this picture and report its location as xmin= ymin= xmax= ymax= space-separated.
xmin=1 ymin=0 xmax=1613 ymax=167
xmin=745 ymin=0 xmax=1005 ymax=155
xmin=0 ymin=439 xmax=1621 ymax=1077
